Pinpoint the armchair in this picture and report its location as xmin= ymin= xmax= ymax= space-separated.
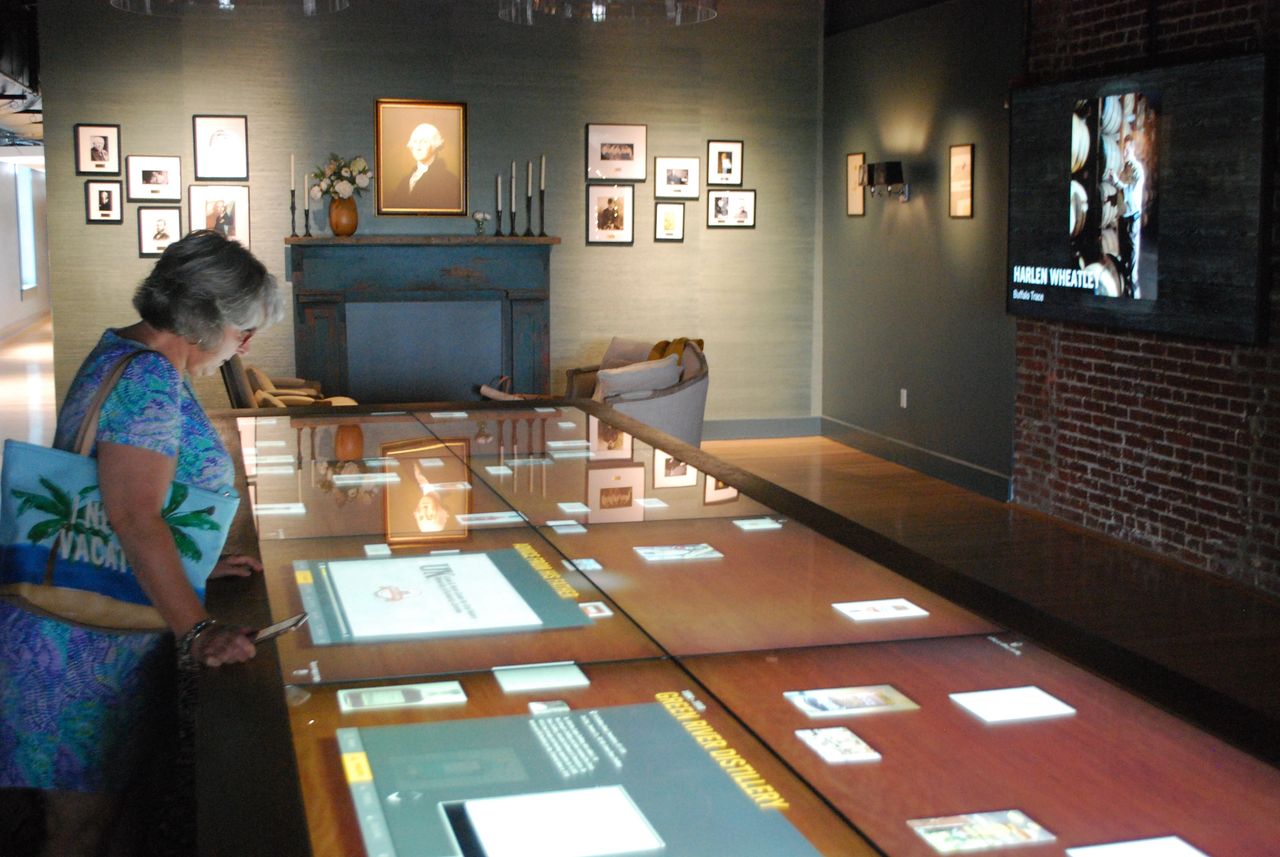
xmin=220 ymin=356 xmax=357 ymax=409
xmin=564 ymin=337 xmax=709 ymax=447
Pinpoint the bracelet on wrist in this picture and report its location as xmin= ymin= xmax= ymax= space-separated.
xmin=177 ymin=617 xmax=217 ymax=669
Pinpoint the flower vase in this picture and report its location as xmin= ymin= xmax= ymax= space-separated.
xmin=329 ymin=197 xmax=358 ymax=237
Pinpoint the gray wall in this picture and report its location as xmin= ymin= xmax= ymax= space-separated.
xmin=823 ymin=0 xmax=1022 ymax=492
xmin=0 ymin=162 xmax=50 ymax=338
xmin=40 ymin=0 xmax=822 ymax=417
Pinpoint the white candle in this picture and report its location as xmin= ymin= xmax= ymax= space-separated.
xmin=303 ymin=181 xmax=309 ymax=211
xmin=290 ymin=154 xmax=295 ymax=190
xmin=496 ymin=174 xmax=502 ymax=212
xmin=510 ymin=161 xmax=516 ymax=211
xmin=526 ymin=161 xmax=532 ymax=198
xmin=540 ymin=154 xmax=546 ymax=191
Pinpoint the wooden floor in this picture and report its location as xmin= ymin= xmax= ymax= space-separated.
xmin=705 ymin=436 xmax=1280 ymax=765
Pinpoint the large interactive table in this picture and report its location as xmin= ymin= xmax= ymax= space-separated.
xmin=199 ymin=403 xmax=1280 ymax=857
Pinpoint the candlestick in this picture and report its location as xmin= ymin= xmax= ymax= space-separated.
xmin=303 ymin=208 xmax=312 ymax=238
xmin=540 ymin=154 xmax=546 ymax=191
xmin=509 ymin=207 xmax=516 ymax=236
xmin=538 ymin=187 xmax=547 ymax=237
xmin=523 ymin=192 xmax=534 ymax=237
xmin=289 ymin=189 xmax=297 ymax=237
xmin=290 ymin=154 xmax=295 ymax=191
xmin=526 ymin=161 xmax=532 ymax=198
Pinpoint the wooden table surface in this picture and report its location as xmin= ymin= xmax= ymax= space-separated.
xmin=684 ymin=634 xmax=1280 ymax=857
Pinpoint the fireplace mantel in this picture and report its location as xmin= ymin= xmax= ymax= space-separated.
xmin=286 ymin=235 xmax=559 ymax=403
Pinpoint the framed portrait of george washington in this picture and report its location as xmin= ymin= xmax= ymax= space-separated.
xmin=375 ymin=99 xmax=467 ymax=216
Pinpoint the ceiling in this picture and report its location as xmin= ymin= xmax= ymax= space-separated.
xmin=0 ymin=0 xmax=40 ymax=144
xmin=0 ymin=0 xmax=958 ymax=146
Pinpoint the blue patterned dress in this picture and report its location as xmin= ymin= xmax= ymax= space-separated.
xmin=0 ymin=329 xmax=233 ymax=792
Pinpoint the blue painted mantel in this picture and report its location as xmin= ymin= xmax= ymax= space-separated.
xmin=285 ymin=235 xmax=559 ymax=403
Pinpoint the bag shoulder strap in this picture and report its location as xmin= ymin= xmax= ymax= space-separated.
xmin=71 ymin=349 xmax=156 ymax=457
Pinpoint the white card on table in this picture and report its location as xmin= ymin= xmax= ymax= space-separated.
xmin=949 ymin=686 xmax=1075 ymax=724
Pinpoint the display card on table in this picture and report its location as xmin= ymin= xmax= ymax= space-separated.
xmin=784 ymin=684 xmax=919 ymax=717
xmin=907 ymin=809 xmax=1055 ymax=853
xmin=295 ymin=549 xmax=589 ymax=645
xmin=949 ymin=686 xmax=1076 ymax=724
xmin=337 ymin=702 xmax=823 ymax=857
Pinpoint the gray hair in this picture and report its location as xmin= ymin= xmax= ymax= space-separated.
xmin=133 ymin=230 xmax=283 ymax=351
xmin=407 ymin=123 xmax=444 ymax=151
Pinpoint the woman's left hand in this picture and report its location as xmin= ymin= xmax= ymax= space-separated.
xmin=210 ymin=553 xmax=264 ymax=578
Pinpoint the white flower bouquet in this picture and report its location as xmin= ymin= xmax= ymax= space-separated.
xmin=310 ymin=154 xmax=372 ymax=201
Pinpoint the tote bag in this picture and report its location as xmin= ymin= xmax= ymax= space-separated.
xmin=0 ymin=351 xmax=239 ymax=631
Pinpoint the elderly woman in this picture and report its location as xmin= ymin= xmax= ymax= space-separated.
xmin=0 ymin=230 xmax=282 ymax=856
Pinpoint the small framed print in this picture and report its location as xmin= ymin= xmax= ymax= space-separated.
xmin=846 ymin=152 xmax=865 ymax=217
xmin=586 ymin=123 xmax=646 ymax=181
xmin=655 ymin=202 xmax=684 ymax=242
xmin=193 ymin=114 xmax=249 ymax=180
xmin=654 ymin=156 xmax=699 ymax=198
xmin=707 ymin=139 xmax=743 ymax=186
xmin=137 ymin=207 xmax=180 ymax=258
xmin=949 ymin=143 xmax=974 ymax=218
xmin=74 ymin=124 xmax=120 ymax=175
xmin=586 ymin=184 xmax=634 ymax=245
xmin=85 ymin=180 xmax=122 ymax=224
xmin=707 ymin=189 xmax=756 ymax=228
xmin=653 ymin=449 xmax=698 ymax=488
xmin=189 ymin=184 xmax=250 ymax=247
xmin=126 ymin=155 xmax=181 ymax=202
xmin=704 ymin=475 xmax=739 ymax=505
xmin=586 ymin=464 xmax=645 ymax=524
xmin=588 ymin=415 xmax=632 ymax=459
xmin=381 ymin=437 xmax=471 ymax=547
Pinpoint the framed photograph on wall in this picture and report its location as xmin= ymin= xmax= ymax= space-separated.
xmin=74 ymin=124 xmax=120 ymax=175
xmin=653 ymin=449 xmax=698 ymax=489
xmin=189 ymin=184 xmax=250 ymax=247
xmin=381 ymin=437 xmax=471 ymax=547
xmin=707 ymin=189 xmax=756 ymax=228
xmin=587 ymin=464 xmax=645 ymax=524
xmin=655 ymin=202 xmax=684 ymax=242
xmin=655 ymin=156 xmax=699 ymax=198
xmin=704 ymin=475 xmax=739 ymax=505
xmin=949 ymin=143 xmax=974 ymax=218
xmin=137 ymin=207 xmax=180 ymax=258
xmin=846 ymin=152 xmax=865 ymax=217
xmin=707 ymin=140 xmax=743 ymax=186
xmin=126 ymin=155 xmax=181 ymax=202
xmin=192 ymin=114 xmax=249 ymax=180
xmin=588 ymin=415 xmax=632 ymax=459
xmin=85 ymin=180 xmax=122 ymax=224
xmin=586 ymin=184 xmax=635 ymax=245
xmin=586 ymin=123 xmax=646 ymax=181
xmin=375 ymin=99 xmax=468 ymax=215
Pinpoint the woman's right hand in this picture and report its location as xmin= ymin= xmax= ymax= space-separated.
xmin=193 ymin=622 xmax=257 ymax=667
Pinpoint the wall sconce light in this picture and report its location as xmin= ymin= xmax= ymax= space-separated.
xmin=859 ymin=161 xmax=910 ymax=202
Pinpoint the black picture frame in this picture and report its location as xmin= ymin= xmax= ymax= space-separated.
xmin=85 ymin=180 xmax=123 ymax=224
xmin=707 ymin=189 xmax=756 ymax=228
xmin=586 ymin=184 xmax=635 ymax=246
xmin=126 ymin=155 xmax=182 ymax=202
xmin=655 ymin=202 xmax=684 ymax=242
xmin=707 ymin=139 xmax=744 ymax=186
xmin=137 ymin=206 xmax=180 ymax=258
xmin=193 ymin=114 xmax=249 ymax=181
xmin=586 ymin=123 xmax=647 ymax=182
xmin=74 ymin=123 xmax=121 ymax=176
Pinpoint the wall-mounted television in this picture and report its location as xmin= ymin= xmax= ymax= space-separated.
xmin=1006 ymin=54 xmax=1271 ymax=344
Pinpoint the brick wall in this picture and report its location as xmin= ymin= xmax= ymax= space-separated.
xmin=1013 ymin=0 xmax=1280 ymax=594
